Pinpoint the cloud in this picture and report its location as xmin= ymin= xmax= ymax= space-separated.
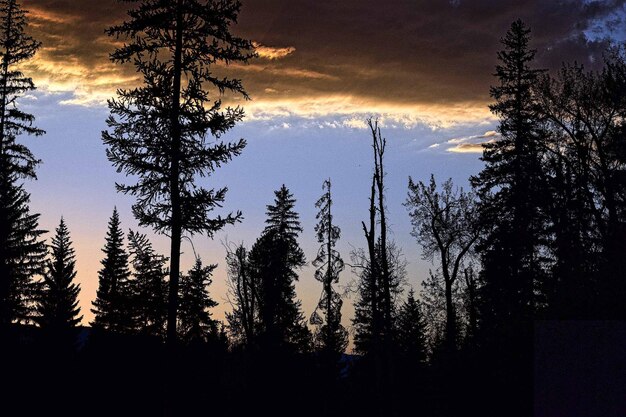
xmin=253 ymin=42 xmax=296 ymax=60
xmin=447 ymin=143 xmax=490 ymax=153
xmin=444 ymin=130 xmax=500 ymax=153
xmin=17 ymin=0 xmax=626 ymax=122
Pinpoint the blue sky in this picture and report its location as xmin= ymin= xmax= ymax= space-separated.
xmin=16 ymin=0 xmax=626 ymax=338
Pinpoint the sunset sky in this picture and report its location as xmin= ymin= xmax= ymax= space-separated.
xmin=16 ymin=0 xmax=626 ymax=334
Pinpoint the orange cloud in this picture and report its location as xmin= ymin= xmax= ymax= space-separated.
xmin=253 ymin=42 xmax=296 ymax=60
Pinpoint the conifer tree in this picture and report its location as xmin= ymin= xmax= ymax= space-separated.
xmin=103 ymin=0 xmax=255 ymax=344
xmin=310 ymin=179 xmax=347 ymax=357
xmin=0 ymin=0 xmax=43 ymax=180
xmin=91 ymin=207 xmax=132 ymax=333
xmin=127 ymin=230 xmax=168 ymax=338
xmin=0 ymin=0 xmax=45 ymax=328
xmin=0 ymin=177 xmax=44 ymax=325
xmin=395 ymin=289 xmax=428 ymax=365
xmin=178 ymin=257 xmax=218 ymax=344
xmin=470 ymin=19 xmax=547 ymax=326
xmin=251 ymin=185 xmax=311 ymax=352
xmin=36 ymin=218 xmax=82 ymax=347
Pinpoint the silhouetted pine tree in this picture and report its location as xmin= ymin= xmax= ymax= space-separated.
xmin=310 ymin=179 xmax=347 ymax=358
xmin=36 ymin=218 xmax=82 ymax=348
xmin=0 ymin=177 xmax=45 ymax=325
xmin=251 ymin=185 xmax=311 ymax=352
xmin=178 ymin=257 xmax=218 ymax=344
xmin=127 ymin=230 xmax=168 ymax=339
xmin=103 ymin=0 xmax=254 ymax=344
xmin=395 ymin=289 xmax=427 ymax=366
xmin=91 ymin=207 xmax=133 ymax=333
xmin=351 ymin=240 xmax=405 ymax=355
xmin=469 ymin=20 xmax=547 ymax=417
xmin=470 ymin=19 xmax=548 ymax=327
xmin=0 ymin=0 xmax=45 ymax=328
xmin=0 ymin=0 xmax=43 ymax=180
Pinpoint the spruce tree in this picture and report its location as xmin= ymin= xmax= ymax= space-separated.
xmin=0 ymin=177 xmax=45 ymax=325
xmin=251 ymin=185 xmax=311 ymax=352
xmin=470 ymin=19 xmax=547 ymax=326
xmin=310 ymin=179 xmax=347 ymax=357
xmin=127 ymin=230 xmax=168 ymax=339
xmin=91 ymin=207 xmax=132 ymax=333
xmin=36 ymin=218 xmax=82 ymax=347
xmin=0 ymin=0 xmax=43 ymax=180
xmin=102 ymin=0 xmax=254 ymax=345
xmin=395 ymin=289 xmax=428 ymax=365
xmin=178 ymin=257 xmax=218 ymax=344
xmin=469 ymin=20 xmax=547 ymax=416
xmin=0 ymin=0 xmax=45 ymax=328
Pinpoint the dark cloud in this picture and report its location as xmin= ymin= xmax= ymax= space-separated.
xmin=20 ymin=0 xmax=626 ymax=121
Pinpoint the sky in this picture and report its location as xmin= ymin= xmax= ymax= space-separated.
xmin=14 ymin=0 xmax=626 ymax=338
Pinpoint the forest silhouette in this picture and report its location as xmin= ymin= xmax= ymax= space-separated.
xmin=1 ymin=1 xmax=625 ymax=417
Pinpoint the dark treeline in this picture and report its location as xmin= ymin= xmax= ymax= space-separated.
xmin=1 ymin=1 xmax=625 ymax=416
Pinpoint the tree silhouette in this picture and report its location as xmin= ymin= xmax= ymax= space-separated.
xmin=251 ymin=185 xmax=311 ymax=352
xmin=536 ymin=50 xmax=626 ymax=319
xmin=0 ymin=178 xmax=45 ymax=326
xmin=127 ymin=230 xmax=168 ymax=338
xmin=91 ymin=207 xmax=133 ymax=333
xmin=225 ymin=242 xmax=259 ymax=349
xmin=395 ymin=289 xmax=428 ymax=366
xmin=36 ymin=217 xmax=82 ymax=349
xmin=102 ymin=0 xmax=254 ymax=345
xmin=310 ymin=179 xmax=347 ymax=358
xmin=0 ymin=0 xmax=43 ymax=180
xmin=0 ymin=0 xmax=45 ymax=328
xmin=177 ymin=257 xmax=218 ymax=344
xmin=470 ymin=20 xmax=548 ymax=327
xmin=405 ymin=175 xmax=480 ymax=351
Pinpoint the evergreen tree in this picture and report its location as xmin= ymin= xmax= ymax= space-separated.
xmin=470 ymin=19 xmax=548 ymax=326
xmin=395 ymin=289 xmax=427 ymax=365
xmin=0 ymin=177 xmax=45 ymax=325
xmin=91 ymin=207 xmax=132 ymax=333
xmin=0 ymin=0 xmax=45 ymax=328
xmin=351 ymin=240 xmax=405 ymax=355
xmin=127 ymin=230 xmax=168 ymax=339
xmin=178 ymin=257 xmax=218 ymax=344
xmin=36 ymin=218 xmax=82 ymax=347
xmin=0 ymin=0 xmax=44 ymax=180
xmin=102 ymin=0 xmax=254 ymax=344
xmin=310 ymin=179 xmax=347 ymax=357
xmin=469 ymin=20 xmax=547 ymax=416
xmin=251 ymin=185 xmax=311 ymax=352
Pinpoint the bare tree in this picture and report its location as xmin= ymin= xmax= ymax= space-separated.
xmin=406 ymin=175 xmax=481 ymax=350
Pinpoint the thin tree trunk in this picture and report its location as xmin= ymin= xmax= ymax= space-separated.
xmin=166 ymin=0 xmax=184 ymax=346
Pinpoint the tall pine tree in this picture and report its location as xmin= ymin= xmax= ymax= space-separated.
xmin=91 ymin=207 xmax=133 ymax=333
xmin=36 ymin=218 xmax=82 ymax=348
xmin=0 ymin=0 xmax=46 ymax=328
xmin=470 ymin=19 xmax=547 ymax=327
xmin=102 ymin=0 xmax=254 ymax=344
